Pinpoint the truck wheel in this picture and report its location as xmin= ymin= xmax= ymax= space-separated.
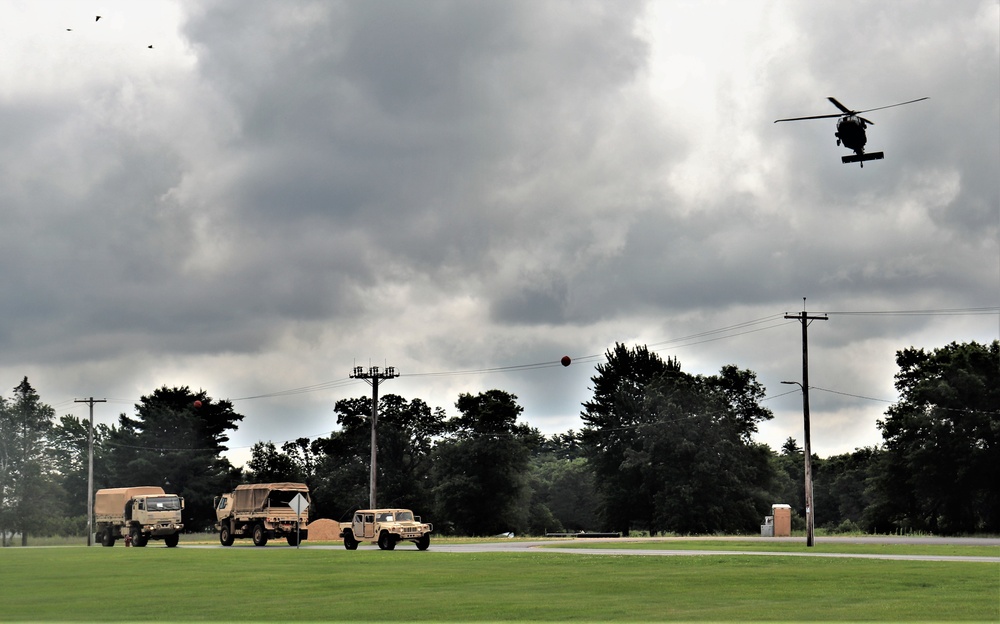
xmin=219 ymin=525 xmax=234 ymax=546
xmin=252 ymin=523 xmax=269 ymax=546
xmin=416 ymin=534 xmax=430 ymax=551
xmin=286 ymin=533 xmax=301 ymax=547
xmin=132 ymin=528 xmax=148 ymax=547
xmin=377 ymin=531 xmax=396 ymax=551
xmin=343 ymin=532 xmax=359 ymax=550
xmin=100 ymin=530 xmax=115 ymax=547
xmin=164 ymin=533 xmax=180 ymax=548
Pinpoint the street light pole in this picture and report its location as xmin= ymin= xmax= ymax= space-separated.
xmin=349 ymin=366 xmax=399 ymax=509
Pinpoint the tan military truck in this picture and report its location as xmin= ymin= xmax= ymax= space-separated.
xmin=94 ymin=486 xmax=184 ymax=548
xmin=215 ymin=482 xmax=310 ymax=546
xmin=340 ymin=508 xmax=433 ymax=550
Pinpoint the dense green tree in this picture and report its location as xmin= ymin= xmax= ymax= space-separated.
xmin=280 ymin=437 xmax=319 ymax=483
xmin=813 ymin=448 xmax=878 ymax=532
xmin=580 ymin=344 xmax=679 ymax=534
xmin=47 ymin=415 xmax=116 ymax=520
xmin=104 ymin=386 xmax=243 ymax=531
xmin=246 ymin=441 xmax=305 ymax=483
xmin=431 ymin=390 xmax=539 ymax=535
xmin=311 ymin=398 xmax=371 ymax=521
xmin=869 ymin=340 xmax=999 ymax=534
xmin=311 ymin=394 xmax=445 ymax=522
xmin=582 ymin=345 xmax=775 ymax=534
xmin=528 ymin=443 xmax=598 ymax=532
xmin=370 ymin=396 xmax=446 ymax=511
xmin=0 ymin=393 xmax=10 ymax=545
xmin=0 ymin=378 xmax=58 ymax=545
xmin=627 ymin=368 xmax=774 ymax=534
xmin=767 ymin=437 xmax=806 ymax=521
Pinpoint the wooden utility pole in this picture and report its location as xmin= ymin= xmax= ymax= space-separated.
xmin=784 ymin=302 xmax=827 ymax=547
xmin=74 ymin=397 xmax=106 ymax=547
xmin=349 ymin=366 xmax=399 ymax=509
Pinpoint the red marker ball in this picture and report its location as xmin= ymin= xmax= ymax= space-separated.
xmin=193 ymin=400 xmax=202 ymax=408
xmin=560 ymin=356 xmax=571 ymax=367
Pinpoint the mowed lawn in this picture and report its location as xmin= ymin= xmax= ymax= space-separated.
xmin=0 ymin=545 xmax=996 ymax=621
xmin=545 ymin=539 xmax=1000 ymax=558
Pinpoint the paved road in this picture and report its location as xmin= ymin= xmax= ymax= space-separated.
xmin=191 ymin=536 xmax=1000 ymax=563
xmin=421 ymin=537 xmax=1000 ymax=563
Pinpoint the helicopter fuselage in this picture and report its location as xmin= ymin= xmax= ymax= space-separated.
xmin=835 ymin=116 xmax=867 ymax=155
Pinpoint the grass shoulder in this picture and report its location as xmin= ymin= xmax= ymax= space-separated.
xmin=543 ymin=537 xmax=1000 ymax=558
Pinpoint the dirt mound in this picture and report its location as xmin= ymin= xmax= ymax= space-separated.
xmin=306 ymin=518 xmax=341 ymax=541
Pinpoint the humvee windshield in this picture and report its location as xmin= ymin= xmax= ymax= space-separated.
xmin=146 ymin=496 xmax=181 ymax=510
xmin=395 ymin=511 xmax=413 ymax=522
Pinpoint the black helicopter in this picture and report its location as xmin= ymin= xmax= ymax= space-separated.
xmin=775 ymin=97 xmax=928 ymax=167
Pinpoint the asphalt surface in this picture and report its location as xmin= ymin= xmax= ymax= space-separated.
xmin=399 ymin=536 xmax=1000 ymax=563
xmin=190 ymin=536 xmax=1000 ymax=563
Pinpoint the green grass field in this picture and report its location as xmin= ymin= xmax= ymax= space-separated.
xmin=0 ymin=545 xmax=996 ymax=621
xmin=546 ymin=539 xmax=1000 ymax=557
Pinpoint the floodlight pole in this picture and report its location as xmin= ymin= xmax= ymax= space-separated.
xmin=350 ymin=366 xmax=399 ymax=509
xmin=74 ymin=397 xmax=106 ymax=547
xmin=783 ymin=301 xmax=827 ymax=548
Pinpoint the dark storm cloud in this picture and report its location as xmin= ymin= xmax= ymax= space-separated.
xmin=1 ymin=0 xmax=995 ymax=459
xmin=175 ymin=0 xmax=666 ymax=329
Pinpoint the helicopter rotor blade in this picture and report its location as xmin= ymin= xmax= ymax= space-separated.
xmin=859 ymin=117 xmax=875 ymax=126
xmin=855 ymin=97 xmax=929 ymax=115
xmin=827 ymin=97 xmax=853 ymax=114
xmin=774 ymin=113 xmax=844 ymax=123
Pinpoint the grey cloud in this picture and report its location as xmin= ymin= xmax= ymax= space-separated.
xmin=0 ymin=0 xmax=994 ymax=458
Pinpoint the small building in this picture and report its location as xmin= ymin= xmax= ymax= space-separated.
xmin=772 ymin=504 xmax=792 ymax=537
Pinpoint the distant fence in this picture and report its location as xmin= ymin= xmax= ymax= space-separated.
xmin=545 ymin=532 xmax=620 ymax=538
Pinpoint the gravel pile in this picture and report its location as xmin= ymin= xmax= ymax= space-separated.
xmin=306 ymin=518 xmax=341 ymax=541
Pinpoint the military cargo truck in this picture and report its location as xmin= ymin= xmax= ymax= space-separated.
xmin=215 ymin=482 xmax=310 ymax=546
xmin=94 ymin=486 xmax=184 ymax=547
xmin=340 ymin=508 xmax=432 ymax=550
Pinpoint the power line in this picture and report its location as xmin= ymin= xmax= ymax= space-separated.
xmin=824 ymin=307 xmax=999 ymax=316
xmin=52 ymin=305 xmax=998 ymax=411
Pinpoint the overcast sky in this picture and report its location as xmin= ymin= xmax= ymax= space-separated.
xmin=3 ymin=0 xmax=998 ymax=467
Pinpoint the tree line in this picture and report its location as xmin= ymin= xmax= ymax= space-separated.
xmin=1 ymin=340 xmax=996 ymax=544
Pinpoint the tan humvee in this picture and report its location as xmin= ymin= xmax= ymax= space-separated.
xmin=94 ymin=486 xmax=184 ymax=547
xmin=339 ymin=508 xmax=433 ymax=550
xmin=215 ymin=482 xmax=310 ymax=546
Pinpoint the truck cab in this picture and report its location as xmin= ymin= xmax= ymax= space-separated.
xmin=128 ymin=494 xmax=185 ymax=545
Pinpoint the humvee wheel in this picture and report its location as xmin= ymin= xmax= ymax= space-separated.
xmin=416 ymin=534 xmax=430 ymax=551
xmin=343 ymin=532 xmax=359 ymax=550
xmin=377 ymin=531 xmax=396 ymax=550
xmin=252 ymin=523 xmax=269 ymax=546
xmin=164 ymin=533 xmax=180 ymax=548
xmin=219 ymin=525 xmax=234 ymax=546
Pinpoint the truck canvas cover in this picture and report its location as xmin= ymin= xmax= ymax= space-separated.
xmin=232 ymin=483 xmax=309 ymax=513
xmin=94 ymin=486 xmax=165 ymax=516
